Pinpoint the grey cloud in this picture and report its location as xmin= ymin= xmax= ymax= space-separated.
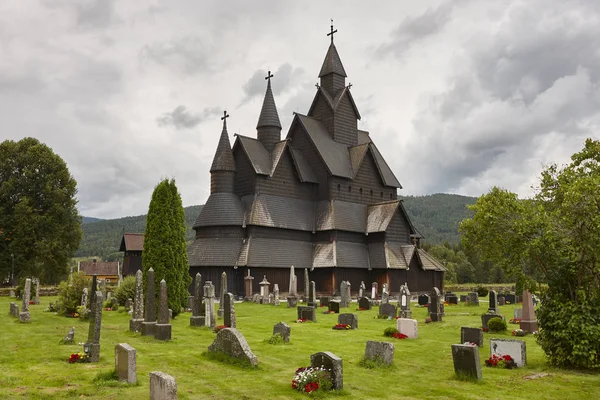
xmin=42 ymin=0 xmax=117 ymax=30
xmin=140 ymin=36 xmax=213 ymax=75
xmin=240 ymin=63 xmax=304 ymax=105
xmin=157 ymin=105 xmax=221 ymax=129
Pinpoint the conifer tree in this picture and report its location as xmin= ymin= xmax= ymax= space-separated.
xmin=142 ymin=179 xmax=191 ymax=317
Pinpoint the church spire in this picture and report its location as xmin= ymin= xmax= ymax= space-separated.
xmin=210 ymin=111 xmax=236 ymax=173
xmin=319 ymin=20 xmax=347 ymax=95
xmin=256 ymin=71 xmax=282 ymax=152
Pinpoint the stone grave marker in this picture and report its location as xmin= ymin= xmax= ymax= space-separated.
xmin=371 ymin=282 xmax=378 ymax=301
xmin=520 ymin=290 xmax=538 ymax=333
xmin=208 ymin=328 xmax=258 ymax=366
xmin=218 ymin=271 xmax=227 ymax=318
xmin=81 ymin=287 xmax=88 ymax=309
xmin=338 ymin=313 xmax=358 ymax=329
xmin=481 ymin=314 xmax=505 ymax=329
xmin=10 ymin=302 xmax=19 ymax=317
xmin=149 ymin=371 xmax=177 ymax=400
xmin=10 ymin=289 xmax=15 ymax=298
xmin=61 ymin=327 xmax=75 ymax=344
xmin=141 ymin=268 xmax=156 ymax=336
xmin=490 ymin=338 xmax=527 ymax=367
xmin=297 ymin=306 xmax=316 ymax=322
xmin=514 ymin=308 xmax=522 ymax=319
xmin=345 ymin=281 xmax=351 ymax=304
xmin=86 ymin=291 xmax=103 ymax=362
xmin=396 ymin=318 xmax=418 ymax=339
xmin=466 ymin=292 xmax=479 ymax=306
xmin=451 ymin=344 xmax=482 ymax=380
xmin=328 ymin=301 xmax=340 ymax=314
xmin=155 ymin=280 xmax=171 ymax=341
xmin=244 ymin=269 xmax=254 ymax=300
xmin=358 ymin=281 xmax=365 ymax=298
xmin=307 ymin=281 xmax=317 ymax=308
xmin=320 ymin=296 xmax=330 ymax=307
xmin=310 ymin=352 xmax=343 ymax=390
xmin=115 ymin=343 xmax=136 ymax=384
xmin=504 ymin=293 xmax=516 ymax=304
xmin=273 ymin=322 xmax=290 ymax=343
xmin=130 ymin=270 xmax=144 ymax=332
xmin=399 ymin=284 xmax=412 ymax=319
xmin=459 ymin=295 xmax=467 ymax=303
xmin=204 ymin=281 xmax=216 ymax=328
xmin=381 ymin=283 xmax=389 ymax=304
xmin=224 ymin=292 xmax=236 ymax=328
xmin=358 ymin=297 xmax=372 ymax=310
xmin=498 ymin=295 xmax=506 ymax=306
xmin=19 ymin=278 xmax=31 ymax=323
xmin=488 ymin=290 xmax=499 ymax=314
xmin=304 ymin=268 xmax=309 ymax=303
xmin=187 ymin=296 xmax=194 ymax=311
xmin=287 ymin=266 xmax=298 ymax=307
xmin=340 ymin=281 xmax=349 ymax=308
xmin=461 ymin=327 xmax=483 ymax=347
xmin=364 ymin=341 xmax=395 ymax=365
xmin=190 ymin=273 xmax=205 ymax=327
xmin=428 ymin=287 xmax=443 ymax=322
xmin=106 ymin=291 xmax=112 ymax=302
xmin=379 ymin=303 xmax=397 ymax=318
xmin=33 ymin=278 xmax=40 ymax=305
xmin=259 ymin=276 xmax=270 ymax=304
xmin=273 ymin=284 xmax=280 ymax=306
xmin=418 ymin=294 xmax=429 ymax=306
xmin=447 ymin=294 xmax=458 ymax=305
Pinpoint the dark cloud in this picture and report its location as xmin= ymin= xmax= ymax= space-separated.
xmin=240 ymin=63 xmax=304 ymax=105
xmin=42 ymin=0 xmax=117 ymax=30
xmin=140 ymin=36 xmax=213 ymax=75
xmin=157 ymin=106 xmax=221 ymax=129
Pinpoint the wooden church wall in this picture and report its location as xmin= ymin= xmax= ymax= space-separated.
xmin=290 ymin=126 xmax=330 ymax=200
xmin=257 ymin=149 xmax=314 ymax=200
xmin=386 ymin=210 xmax=411 ymax=243
xmin=233 ymin=147 xmax=257 ymax=197
xmin=309 ymin=92 xmax=335 ymax=134
xmin=333 ymin=92 xmax=358 ymax=146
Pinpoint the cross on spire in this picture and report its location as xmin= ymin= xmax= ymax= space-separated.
xmin=327 ymin=19 xmax=337 ymax=43
xmin=265 ymin=70 xmax=274 ymax=81
xmin=221 ymin=111 xmax=229 ymax=128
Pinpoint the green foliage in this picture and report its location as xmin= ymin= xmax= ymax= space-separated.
xmin=268 ymin=334 xmax=284 ymax=345
xmin=383 ymin=327 xmax=399 ymax=337
xmin=476 ymin=286 xmax=489 ymax=297
xmin=0 ymin=137 xmax=82 ymax=284
xmin=487 ymin=317 xmax=507 ymax=332
xmin=142 ymin=179 xmax=191 ymax=318
xmin=359 ymin=356 xmax=395 ymax=370
xmin=427 ymin=243 xmax=476 ymax=283
xmin=114 ymin=276 xmax=136 ymax=306
xmin=57 ymin=272 xmax=90 ymax=315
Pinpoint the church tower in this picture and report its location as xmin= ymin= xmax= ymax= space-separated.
xmin=256 ymin=71 xmax=282 ymax=152
xmin=209 ymin=112 xmax=236 ymax=193
xmin=319 ymin=26 xmax=347 ymax=97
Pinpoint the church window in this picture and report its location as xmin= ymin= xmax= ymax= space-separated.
xmin=390 ymin=193 xmax=393 ymax=200
xmin=337 ymin=184 xmax=341 ymax=192
xmin=360 ymin=188 xmax=363 ymax=196
xmin=380 ymin=191 xmax=383 ymax=199
xmin=348 ymin=186 xmax=352 ymax=193
xmin=370 ymin=189 xmax=373 ymax=197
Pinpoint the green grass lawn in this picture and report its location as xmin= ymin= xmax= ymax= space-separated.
xmin=1 ymin=296 xmax=598 ymax=399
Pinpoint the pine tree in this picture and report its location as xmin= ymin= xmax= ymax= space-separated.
xmin=142 ymin=179 xmax=191 ymax=317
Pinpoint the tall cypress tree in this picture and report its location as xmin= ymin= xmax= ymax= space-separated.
xmin=142 ymin=179 xmax=191 ymax=317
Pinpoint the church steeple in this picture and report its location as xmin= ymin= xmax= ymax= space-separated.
xmin=319 ymin=20 xmax=347 ymax=96
xmin=256 ymin=71 xmax=282 ymax=152
xmin=210 ymin=111 xmax=236 ymax=193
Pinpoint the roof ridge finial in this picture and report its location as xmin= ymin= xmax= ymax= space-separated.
xmin=327 ymin=19 xmax=337 ymax=43
xmin=265 ymin=70 xmax=274 ymax=83
xmin=221 ymin=110 xmax=229 ymax=130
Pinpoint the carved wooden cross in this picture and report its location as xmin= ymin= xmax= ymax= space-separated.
xmin=327 ymin=19 xmax=337 ymax=43
xmin=221 ymin=111 xmax=229 ymax=121
xmin=265 ymin=70 xmax=274 ymax=81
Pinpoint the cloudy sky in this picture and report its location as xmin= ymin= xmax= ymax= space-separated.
xmin=2 ymin=0 xmax=599 ymax=219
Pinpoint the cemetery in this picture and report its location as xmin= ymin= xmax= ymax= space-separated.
xmin=1 ymin=287 xmax=599 ymax=399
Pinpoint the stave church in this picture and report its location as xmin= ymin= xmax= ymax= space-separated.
xmin=188 ymin=26 xmax=445 ymax=296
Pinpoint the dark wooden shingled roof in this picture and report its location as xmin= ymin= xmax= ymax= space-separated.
xmin=79 ymin=261 xmax=119 ymax=276
xmin=187 ymin=238 xmax=243 ymax=267
xmin=319 ymin=42 xmax=347 ymax=78
xmin=193 ymin=192 xmax=245 ymax=229
xmin=210 ymin=120 xmax=236 ymax=172
xmin=366 ymin=201 xmax=400 ymax=233
xmin=244 ymin=194 xmax=315 ymax=231
xmin=256 ymin=79 xmax=282 ymax=129
xmin=289 ymin=147 xmax=319 ymax=183
xmin=308 ymin=86 xmax=361 ymax=120
xmin=119 ymin=233 xmax=144 ymax=252
xmin=417 ymin=248 xmax=447 ymax=271
xmin=233 ymin=135 xmax=271 ymax=175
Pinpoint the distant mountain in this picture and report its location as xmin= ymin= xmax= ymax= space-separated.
xmin=75 ymin=194 xmax=477 ymax=259
xmin=82 ymin=216 xmax=104 ymax=224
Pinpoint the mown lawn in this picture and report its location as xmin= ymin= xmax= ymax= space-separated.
xmin=0 ymin=296 xmax=598 ymax=399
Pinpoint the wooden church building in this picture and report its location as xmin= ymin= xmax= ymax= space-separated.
xmin=188 ymin=28 xmax=445 ymax=296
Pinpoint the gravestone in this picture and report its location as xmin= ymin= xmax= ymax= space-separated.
xmin=513 ymin=308 xmax=522 ymax=319
xmin=358 ymin=281 xmax=365 ymax=298
xmin=252 ymin=293 xmax=260 ymax=304
xmin=10 ymin=302 xmax=19 ymax=317
xmin=190 ymin=273 xmax=205 ymax=327
xmin=61 ymin=327 xmax=75 ymax=344
xmin=396 ymin=318 xmax=418 ymax=339
xmin=244 ymin=269 xmax=254 ymax=300
xmin=272 ymin=284 xmax=280 ymax=306
xmin=187 ymin=296 xmax=194 ymax=311
xmin=490 ymin=338 xmax=527 ymax=367
xmin=208 ymin=327 xmax=258 ymax=366
xmin=504 ymin=293 xmax=516 ymax=304
xmin=466 ymin=292 xmax=479 ymax=306
xmin=451 ymin=344 xmax=482 ymax=380
xmin=328 ymin=301 xmax=340 ymax=314
xmin=259 ymin=276 xmax=270 ymax=304
xmin=358 ymin=297 xmax=372 ymax=310
xmin=115 ymin=343 xmax=136 ymax=384
xmin=100 ymin=279 xmax=107 ymax=297
xmin=155 ymin=280 xmax=171 ymax=341
xmin=371 ymin=282 xmax=378 ymax=301
xmin=428 ymin=287 xmax=443 ymax=322
xmin=273 ymin=322 xmax=290 ymax=343
xmin=379 ymin=303 xmax=397 ymax=318
xmin=297 ymin=306 xmax=316 ymax=322
xmin=19 ymin=278 xmax=31 ymax=323
xmin=381 ymin=283 xmax=389 ymax=304
xmin=204 ymin=281 xmax=216 ymax=328
xmin=141 ymin=268 xmax=156 ymax=336
xmin=488 ymin=290 xmax=499 ymax=314
xmin=520 ymin=290 xmax=538 ymax=333
xmin=497 ymin=296 xmax=506 ymax=306
xmin=461 ymin=327 xmax=483 ymax=347
xmin=307 ymin=281 xmax=317 ymax=307
xmin=418 ymin=294 xmax=429 ymax=306
xmin=33 ymin=278 xmax=40 ymax=305
xmin=310 ymin=352 xmax=343 ymax=390
xmin=10 ymin=289 xmax=15 ymax=298
xmin=304 ymin=268 xmax=309 ymax=303
xmin=106 ymin=292 xmax=112 ymax=302
xmin=130 ymin=270 xmax=144 ymax=332
xmin=481 ymin=314 xmax=505 ymax=329
xmin=337 ymin=313 xmax=358 ymax=329
xmin=320 ymin=296 xmax=330 ymax=307
xmin=345 ymin=281 xmax=351 ymax=304
xmin=364 ymin=341 xmax=395 ymax=365
xmin=459 ymin=295 xmax=467 ymax=303
xmin=149 ymin=371 xmax=177 ymax=400
xmin=447 ymin=294 xmax=458 ymax=305
xmin=86 ymin=291 xmax=103 ymax=362
xmin=399 ymin=284 xmax=412 ymax=319
xmin=340 ymin=281 xmax=349 ymax=308
xmin=218 ymin=271 xmax=227 ymax=318
xmin=287 ymin=266 xmax=298 ymax=307
xmin=126 ymin=298 xmax=133 ymax=310
xmin=224 ymin=292 xmax=236 ymax=328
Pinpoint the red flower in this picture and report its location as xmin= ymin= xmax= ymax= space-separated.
xmin=392 ymin=332 xmax=408 ymax=339
xmin=305 ymin=382 xmax=319 ymax=393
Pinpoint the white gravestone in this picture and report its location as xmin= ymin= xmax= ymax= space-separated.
xmin=396 ymin=318 xmax=418 ymax=339
xmin=490 ymin=338 xmax=527 ymax=367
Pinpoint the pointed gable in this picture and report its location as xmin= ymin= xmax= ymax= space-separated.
xmin=232 ymin=135 xmax=271 ymax=175
xmin=257 ymin=79 xmax=282 ymax=129
xmin=369 ymin=143 xmax=402 ymax=188
xmin=319 ymin=42 xmax=347 ymax=78
xmin=210 ymin=120 xmax=236 ymax=172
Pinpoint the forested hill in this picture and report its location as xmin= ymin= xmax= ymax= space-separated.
xmin=76 ymin=194 xmax=477 ymax=259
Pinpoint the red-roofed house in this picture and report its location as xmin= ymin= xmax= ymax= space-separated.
xmin=78 ymin=259 xmax=120 ymax=283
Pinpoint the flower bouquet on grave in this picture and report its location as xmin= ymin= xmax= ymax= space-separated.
xmin=29 ymin=301 xmax=35 ymax=305
xmin=332 ymin=323 xmax=351 ymax=330
xmin=512 ymin=329 xmax=526 ymax=337
xmin=355 ymin=308 xmax=366 ymax=311
xmin=68 ymin=352 xmax=90 ymax=364
xmin=391 ymin=332 xmax=408 ymax=340
xmin=463 ymin=342 xmax=478 ymax=347
xmin=509 ymin=318 xmax=521 ymax=324
xmin=322 ymin=310 xmax=335 ymax=314
xmin=485 ymin=354 xmax=516 ymax=369
xmin=292 ymin=366 xmax=333 ymax=394
xmin=296 ymin=318 xmax=308 ymax=323
xmin=213 ymin=325 xmax=228 ymax=333
xmin=482 ymin=327 xmax=489 ymax=332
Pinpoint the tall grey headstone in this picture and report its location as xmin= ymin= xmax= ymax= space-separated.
xmin=81 ymin=287 xmax=88 ymax=309
xmin=34 ymin=278 xmax=40 ymax=305
xmin=141 ymin=268 xmax=156 ymax=337
xmin=130 ymin=269 xmax=144 ymax=332
xmin=451 ymin=344 xmax=482 ymax=380
xmin=224 ymin=292 xmax=236 ymax=328
xmin=381 ymin=283 xmax=389 ymax=304
xmin=155 ymin=280 xmax=171 ymax=340
xmin=307 ymin=281 xmax=317 ymax=307
xmin=19 ymin=278 xmax=31 ymax=323
xmin=304 ymin=268 xmax=309 ymax=302
xmin=520 ymin=290 xmax=538 ymax=333
xmin=340 ymin=281 xmax=348 ymax=307
xmin=115 ymin=343 xmax=136 ymax=384
xmin=204 ymin=281 xmax=216 ymax=328
xmin=345 ymin=281 xmax=351 ymax=304
xmin=190 ymin=273 xmax=205 ymax=327
xmin=428 ymin=287 xmax=442 ymax=322
xmin=310 ymin=352 xmax=343 ymax=390
xmin=364 ymin=341 xmax=395 ymax=365
xmin=371 ymin=282 xmax=378 ymax=300
xmin=272 ymin=284 xmax=280 ymax=306
xmin=399 ymin=283 xmax=412 ymax=319
xmin=86 ymin=291 xmax=103 ymax=362
xmin=218 ymin=271 xmax=226 ymax=318
xmin=488 ymin=290 xmax=499 ymax=314
xmin=358 ymin=281 xmax=365 ymax=298
xmin=288 ymin=265 xmax=296 ymax=296
xmin=149 ymin=371 xmax=177 ymax=400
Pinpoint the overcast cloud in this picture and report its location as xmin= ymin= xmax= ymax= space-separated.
xmin=1 ymin=0 xmax=598 ymax=219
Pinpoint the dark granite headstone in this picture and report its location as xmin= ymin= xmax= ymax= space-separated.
xmin=504 ymin=294 xmax=516 ymax=304
xmin=297 ymin=306 xmax=316 ymax=322
xmin=310 ymin=352 xmax=343 ymax=390
xmin=190 ymin=272 xmax=205 ymax=327
xmin=155 ymin=280 xmax=172 ymax=341
xmin=451 ymin=344 xmax=482 ymax=380
xmin=428 ymin=287 xmax=442 ymax=322
xmin=497 ymin=296 xmax=506 ymax=306
xmin=141 ymin=268 xmax=156 ymax=336
xmin=337 ymin=313 xmax=358 ymax=329
xmin=460 ymin=327 xmax=483 ymax=347
xmin=328 ymin=301 xmax=340 ymax=314
xmin=379 ymin=303 xmax=397 ymax=318
xmin=481 ymin=314 xmax=505 ymax=329
xmin=364 ymin=341 xmax=394 ymax=365
xmin=418 ymin=294 xmax=429 ymax=306
xmin=273 ymin=322 xmax=290 ymax=343
xmin=358 ymin=297 xmax=372 ymax=310
xmin=320 ymin=296 xmax=330 ymax=307
xmin=459 ymin=295 xmax=467 ymax=303
xmin=488 ymin=290 xmax=499 ymax=314
xmin=447 ymin=295 xmax=458 ymax=305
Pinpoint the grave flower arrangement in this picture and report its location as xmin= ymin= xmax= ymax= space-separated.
xmin=332 ymin=323 xmax=351 ymax=330
xmin=213 ymin=325 xmax=228 ymax=333
xmin=463 ymin=342 xmax=478 ymax=346
xmin=391 ymin=332 xmax=408 ymax=340
xmin=356 ymin=308 xmax=366 ymax=311
xmin=509 ymin=318 xmax=521 ymax=324
xmin=68 ymin=352 xmax=90 ymax=363
xmin=485 ymin=354 xmax=516 ymax=369
xmin=292 ymin=366 xmax=333 ymax=394
xmin=296 ymin=318 xmax=308 ymax=323
xmin=512 ymin=329 xmax=526 ymax=337
xmin=482 ymin=327 xmax=489 ymax=332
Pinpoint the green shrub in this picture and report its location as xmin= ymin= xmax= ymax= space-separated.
xmin=383 ymin=327 xmax=399 ymax=337
xmin=114 ymin=276 xmax=136 ymax=306
xmin=487 ymin=317 xmax=507 ymax=332
xmin=57 ymin=272 xmax=91 ymax=315
xmin=268 ymin=334 xmax=284 ymax=345
xmin=476 ymin=286 xmax=489 ymax=297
